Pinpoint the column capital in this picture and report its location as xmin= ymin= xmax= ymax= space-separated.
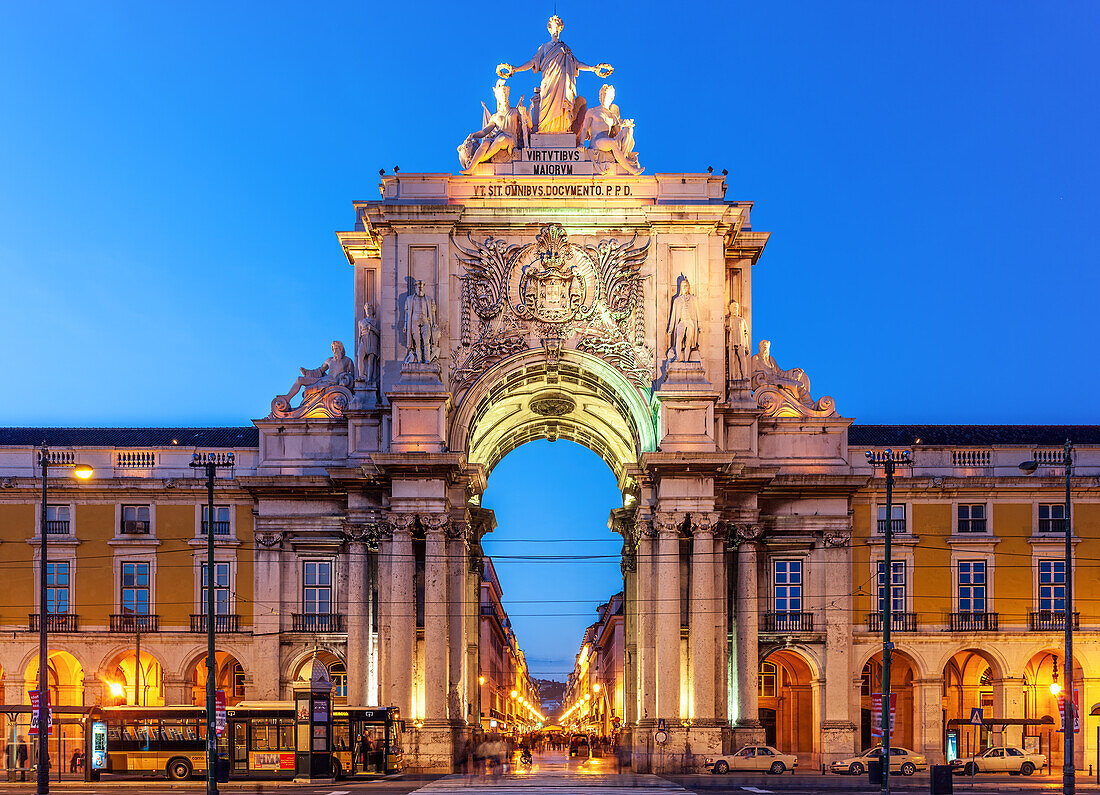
xmin=822 ymin=529 xmax=852 ymax=548
xmin=654 ymin=511 xmax=685 ymax=537
xmin=421 ymin=513 xmax=449 ymax=536
xmin=255 ymin=530 xmax=284 ymax=548
xmin=689 ymin=511 xmax=721 ymax=537
xmin=384 ymin=511 xmax=416 ymax=536
xmin=636 ymin=517 xmax=656 ymax=539
xmin=342 ymin=520 xmax=382 ymax=551
xmin=729 ymin=522 xmax=764 ymax=547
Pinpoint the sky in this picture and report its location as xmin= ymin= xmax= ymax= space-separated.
xmin=2 ymin=1 xmax=1099 ymax=680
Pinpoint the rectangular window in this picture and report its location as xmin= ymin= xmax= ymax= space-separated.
xmin=46 ymin=562 xmax=70 ymax=614
xmin=302 ymin=561 xmax=332 ymax=615
xmin=958 ymin=560 xmax=987 ymax=612
xmin=201 ymin=562 xmax=231 ymax=615
xmin=121 ymin=562 xmax=150 ymax=614
xmin=201 ymin=505 xmax=231 ymax=536
xmin=876 ymin=504 xmax=906 ymax=534
xmin=958 ymin=504 xmax=987 ymax=534
xmin=121 ymin=505 xmax=150 ymax=534
xmin=876 ymin=561 xmax=907 ymax=612
xmin=773 ymin=560 xmax=802 ymax=613
xmin=1038 ymin=560 xmax=1065 ymax=612
xmin=1039 ymin=504 xmax=1066 ymax=534
xmin=45 ymin=505 xmax=70 ymax=535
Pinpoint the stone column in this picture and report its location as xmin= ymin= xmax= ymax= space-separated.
xmin=633 ymin=520 xmax=657 ymax=771
xmin=655 ymin=513 xmax=682 ymax=721
xmin=423 ymin=516 xmax=449 ymax=723
xmin=387 ymin=515 xmax=415 ymax=717
xmin=734 ymin=524 xmax=764 ymax=743
xmin=914 ymin=678 xmax=944 ymax=763
xmin=821 ymin=529 xmax=858 ymax=764
xmin=690 ymin=515 xmax=717 ymax=723
xmin=253 ymin=529 xmax=284 ymax=699
xmin=447 ymin=521 xmax=469 ymax=728
xmin=996 ymin=675 xmax=1025 ymax=748
xmin=345 ymin=532 xmax=368 ymax=705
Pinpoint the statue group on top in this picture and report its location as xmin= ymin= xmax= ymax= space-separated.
xmin=458 ymin=16 xmax=642 ymax=175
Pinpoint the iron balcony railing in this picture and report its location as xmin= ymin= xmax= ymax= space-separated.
xmin=190 ymin=614 xmax=240 ymax=633
xmin=29 ymin=613 xmax=79 ymax=632
xmin=291 ymin=613 xmax=345 ymax=632
xmin=876 ymin=518 xmax=907 ymax=534
xmin=762 ymin=611 xmax=814 ymax=632
xmin=1038 ymin=518 xmax=1067 ymax=534
xmin=949 ymin=612 xmax=999 ymax=631
xmin=1030 ymin=611 xmax=1079 ymax=631
xmin=110 ymin=614 xmax=159 ymax=632
xmin=200 ymin=521 xmax=231 ymax=536
xmin=867 ymin=612 xmax=918 ymax=632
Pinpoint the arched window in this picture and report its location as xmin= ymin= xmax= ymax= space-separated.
xmin=330 ymin=662 xmax=347 ymax=699
xmin=759 ymin=661 xmax=777 ymax=697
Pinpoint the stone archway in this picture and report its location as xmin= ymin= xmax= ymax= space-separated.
xmin=100 ymin=648 xmax=164 ymax=706
xmin=186 ymin=651 xmax=248 ymax=707
xmin=860 ymin=650 xmax=918 ymax=751
xmin=759 ymin=648 xmax=819 ymax=762
xmin=1022 ymin=649 xmax=1085 ymax=769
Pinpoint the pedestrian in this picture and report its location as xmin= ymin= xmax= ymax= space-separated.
xmin=358 ymin=732 xmax=372 ymax=774
xmin=16 ymin=736 xmax=28 ymax=781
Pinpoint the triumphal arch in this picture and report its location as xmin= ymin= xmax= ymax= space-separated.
xmin=251 ymin=16 xmax=855 ymax=771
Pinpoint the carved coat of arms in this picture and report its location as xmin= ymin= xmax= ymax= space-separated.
xmin=453 ymin=223 xmax=650 ymax=393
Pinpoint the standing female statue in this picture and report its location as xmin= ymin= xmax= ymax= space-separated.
xmin=497 ymin=16 xmax=612 ymax=135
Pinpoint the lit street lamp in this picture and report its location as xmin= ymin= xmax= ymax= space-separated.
xmin=36 ymin=446 xmax=92 ymax=795
xmin=1019 ymin=440 xmax=1075 ymax=795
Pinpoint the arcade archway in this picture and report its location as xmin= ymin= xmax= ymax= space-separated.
xmin=942 ymin=649 xmax=1002 ymax=758
xmin=24 ymin=651 xmax=84 ymax=706
xmin=188 ymin=651 xmax=247 ymax=707
xmin=1023 ymin=649 xmax=1084 ymax=769
xmin=102 ymin=649 xmax=164 ymax=706
xmin=860 ymin=651 xmax=916 ymax=750
xmin=759 ymin=649 xmax=818 ymax=759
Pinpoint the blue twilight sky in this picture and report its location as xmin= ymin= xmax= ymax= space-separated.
xmin=2 ymin=2 xmax=1099 ymax=680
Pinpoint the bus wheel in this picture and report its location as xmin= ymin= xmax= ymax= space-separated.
xmin=331 ymin=757 xmax=343 ymax=779
xmin=167 ymin=758 xmax=193 ymax=780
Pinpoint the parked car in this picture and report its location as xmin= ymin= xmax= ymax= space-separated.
xmin=950 ymin=746 xmax=1046 ymax=776
xmin=706 ymin=745 xmax=798 ymax=775
xmin=831 ymin=746 xmax=928 ymax=776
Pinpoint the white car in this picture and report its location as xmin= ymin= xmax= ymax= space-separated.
xmin=831 ymin=746 xmax=928 ymax=776
xmin=950 ymin=746 xmax=1046 ymax=776
xmin=706 ymin=745 xmax=798 ymax=775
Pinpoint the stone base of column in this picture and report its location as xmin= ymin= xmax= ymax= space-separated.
xmin=403 ymin=722 xmax=456 ymax=772
xmin=732 ymin=720 xmax=766 ymax=748
xmin=634 ymin=725 xmax=724 ymax=774
xmin=820 ymin=720 xmax=858 ymax=768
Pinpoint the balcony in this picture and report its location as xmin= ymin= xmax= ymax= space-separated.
xmin=952 ymin=449 xmax=992 ymax=468
xmin=867 ymin=612 xmax=918 ymax=632
xmin=1038 ymin=519 xmax=1067 ymax=534
xmin=110 ymin=614 xmax=159 ymax=632
xmin=190 ymin=614 xmax=240 ymax=633
xmin=45 ymin=520 xmax=71 ymax=535
xmin=200 ymin=521 xmax=231 ymax=536
xmin=29 ymin=613 xmax=79 ymax=632
xmin=949 ymin=612 xmax=999 ymax=632
xmin=876 ymin=518 xmax=907 ymax=535
xmin=120 ymin=520 xmax=150 ymax=535
xmin=291 ymin=613 xmax=344 ymax=632
xmin=1030 ymin=611 xmax=1079 ymax=631
xmin=763 ymin=611 xmax=814 ymax=632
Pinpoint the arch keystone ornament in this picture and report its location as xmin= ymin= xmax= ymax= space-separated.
xmin=244 ymin=11 xmax=873 ymax=774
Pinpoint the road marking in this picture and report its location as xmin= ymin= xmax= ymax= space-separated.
xmin=741 ymin=787 xmax=773 ymax=793
xmin=316 ymin=790 xmax=350 ymax=794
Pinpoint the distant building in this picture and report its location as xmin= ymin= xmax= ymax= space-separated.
xmin=563 ymin=593 xmax=624 ymax=737
xmin=478 ymin=556 xmax=539 ymax=733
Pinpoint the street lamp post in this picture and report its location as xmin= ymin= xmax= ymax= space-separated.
xmin=1019 ymin=440 xmax=1074 ymax=795
xmin=865 ymin=448 xmax=910 ymax=795
xmin=190 ymin=452 xmax=235 ymax=795
xmin=36 ymin=446 xmax=92 ymax=795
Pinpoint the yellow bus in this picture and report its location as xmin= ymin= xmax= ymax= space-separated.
xmin=87 ymin=702 xmax=402 ymax=780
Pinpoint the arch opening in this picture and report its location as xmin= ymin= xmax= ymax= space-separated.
xmin=101 ymin=649 xmax=164 ymax=706
xmin=292 ymin=651 xmax=347 ymax=704
xmin=860 ymin=651 xmax=917 ymax=751
xmin=24 ymin=651 xmax=84 ymax=707
xmin=1022 ymin=649 xmax=1084 ymax=769
xmin=189 ymin=651 xmax=246 ymax=707
xmin=453 ymin=349 xmax=656 ymax=483
xmin=759 ymin=648 xmax=818 ymax=760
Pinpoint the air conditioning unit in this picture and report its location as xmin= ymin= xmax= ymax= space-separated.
xmin=122 ymin=520 xmax=150 ymax=534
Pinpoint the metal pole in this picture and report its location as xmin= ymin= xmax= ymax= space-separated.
xmin=37 ymin=446 xmax=49 ymax=795
xmin=881 ymin=453 xmax=894 ymax=795
xmin=206 ymin=461 xmax=218 ymax=795
xmin=1063 ymin=440 xmax=1075 ymax=795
